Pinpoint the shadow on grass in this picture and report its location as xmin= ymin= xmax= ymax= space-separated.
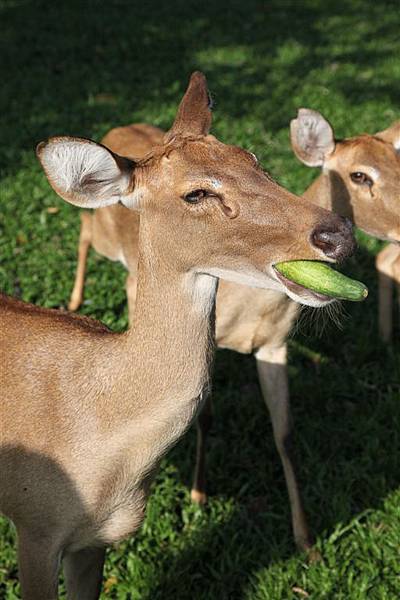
xmin=1 ymin=0 xmax=399 ymax=176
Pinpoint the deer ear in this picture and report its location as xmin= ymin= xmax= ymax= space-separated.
xmin=164 ymin=71 xmax=212 ymax=142
xmin=290 ymin=108 xmax=335 ymax=167
xmin=376 ymin=121 xmax=400 ymax=152
xmin=37 ymin=137 xmax=137 ymax=209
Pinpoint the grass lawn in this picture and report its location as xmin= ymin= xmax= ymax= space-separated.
xmin=0 ymin=0 xmax=399 ymax=598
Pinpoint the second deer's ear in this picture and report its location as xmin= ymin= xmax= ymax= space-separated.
xmin=376 ymin=121 xmax=400 ymax=152
xmin=37 ymin=137 xmax=137 ymax=209
xmin=164 ymin=71 xmax=213 ymax=142
xmin=290 ymin=108 xmax=335 ymax=167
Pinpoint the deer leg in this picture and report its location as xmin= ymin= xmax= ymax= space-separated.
xmin=393 ymin=250 xmax=400 ymax=316
xmin=377 ymin=270 xmax=393 ymax=343
xmin=191 ymin=395 xmax=213 ymax=504
xmin=17 ymin=530 xmax=61 ymax=600
xmin=255 ymin=344 xmax=314 ymax=553
xmin=376 ymin=244 xmax=398 ymax=343
xmin=63 ymin=546 xmax=106 ymax=600
xmin=126 ymin=273 xmax=138 ymax=326
xmin=68 ymin=211 xmax=92 ymax=311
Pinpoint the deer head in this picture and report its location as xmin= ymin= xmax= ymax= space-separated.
xmin=37 ymin=73 xmax=356 ymax=308
xmin=291 ymin=108 xmax=400 ymax=243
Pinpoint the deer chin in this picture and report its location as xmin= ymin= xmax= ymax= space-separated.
xmin=272 ymin=268 xmax=336 ymax=308
xmin=197 ymin=266 xmax=336 ymax=307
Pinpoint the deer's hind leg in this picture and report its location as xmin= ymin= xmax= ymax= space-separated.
xmin=68 ymin=211 xmax=93 ymax=311
xmin=126 ymin=273 xmax=138 ymax=326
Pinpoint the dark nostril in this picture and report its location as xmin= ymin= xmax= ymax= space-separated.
xmin=311 ymin=227 xmax=338 ymax=257
xmin=311 ymin=216 xmax=356 ymax=261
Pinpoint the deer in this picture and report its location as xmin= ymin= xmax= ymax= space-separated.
xmin=295 ymin=115 xmax=400 ymax=345
xmin=65 ymin=106 xmax=400 ymax=554
xmin=0 ymin=72 xmax=357 ymax=600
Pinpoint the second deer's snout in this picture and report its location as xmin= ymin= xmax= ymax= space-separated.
xmin=311 ymin=216 xmax=356 ymax=262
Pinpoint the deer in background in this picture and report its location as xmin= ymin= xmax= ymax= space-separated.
xmin=0 ymin=72 xmax=356 ymax=599
xmin=66 ymin=107 xmax=399 ymax=553
xmin=294 ymin=115 xmax=400 ymax=344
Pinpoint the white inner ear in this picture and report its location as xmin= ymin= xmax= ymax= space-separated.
xmin=293 ymin=109 xmax=335 ymax=167
xmin=41 ymin=140 xmax=131 ymax=208
xmin=302 ymin=118 xmax=332 ymax=152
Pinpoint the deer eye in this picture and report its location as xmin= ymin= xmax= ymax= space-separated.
xmin=183 ymin=189 xmax=209 ymax=203
xmin=350 ymin=172 xmax=373 ymax=186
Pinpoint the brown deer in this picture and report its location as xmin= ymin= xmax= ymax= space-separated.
xmin=295 ymin=115 xmax=400 ymax=344
xmin=66 ymin=108 xmax=399 ymax=553
xmin=0 ymin=73 xmax=355 ymax=599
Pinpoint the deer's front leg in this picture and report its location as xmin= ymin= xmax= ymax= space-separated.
xmin=392 ymin=248 xmax=400 ymax=315
xmin=191 ymin=395 xmax=213 ymax=504
xmin=17 ymin=530 xmax=61 ymax=600
xmin=255 ymin=344 xmax=314 ymax=553
xmin=63 ymin=546 xmax=106 ymax=600
xmin=376 ymin=243 xmax=399 ymax=343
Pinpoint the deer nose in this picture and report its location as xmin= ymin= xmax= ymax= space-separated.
xmin=311 ymin=216 xmax=356 ymax=262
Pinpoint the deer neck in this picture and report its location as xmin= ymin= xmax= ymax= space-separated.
xmin=302 ymin=169 xmax=354 ymax=219
xmin=109 ymin=218 xmax=217 ymax=464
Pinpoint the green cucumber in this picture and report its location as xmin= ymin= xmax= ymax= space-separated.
xmin=275 ymin=260 xmax=368 ymax=301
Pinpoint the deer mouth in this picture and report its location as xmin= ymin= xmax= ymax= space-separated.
xmin=272 ymin=267 xmax=335 ymax=307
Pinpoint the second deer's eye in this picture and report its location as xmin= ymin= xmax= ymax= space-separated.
xmin=183 ymin=189 xmax=209 ymax=203
xmin=350 ymin=172 xmax=373 ymax=186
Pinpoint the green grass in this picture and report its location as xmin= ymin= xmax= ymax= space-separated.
xmin=0 ymin=0 xmax=399 ymax=598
